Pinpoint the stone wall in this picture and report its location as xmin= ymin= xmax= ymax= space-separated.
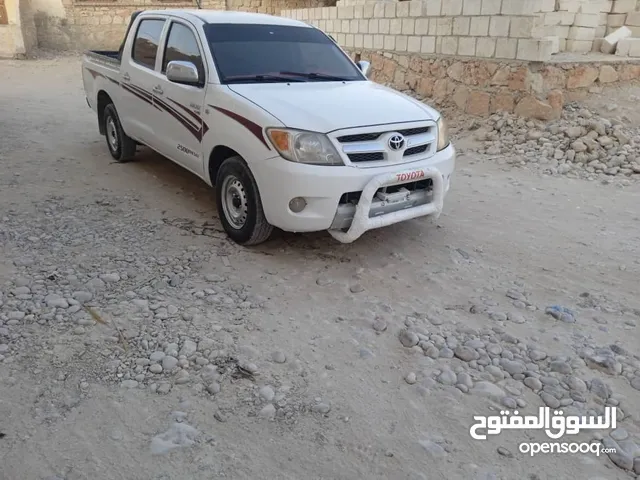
xmin=14 ymin=0 xmax=640 ymax=54
xmin=348 ymin=48 xmax=640 ymax=119
xmin=283 ymin=0 xmax=640 ymax=120
xmin=227 ymin=0 xmax=331 ymax=15
xmin=282 ymin=2 xmax=557 ymax=62
xmin=33 ymin=0 xmax=219 ymax=51
xmin=280 ymin=0 xmax=640 ymax=60
xmin=32 ymin=0 xmax=334 ymax=51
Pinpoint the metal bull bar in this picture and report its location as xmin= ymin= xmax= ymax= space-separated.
xmin=327 ymin=166 xmax=445 ymax=244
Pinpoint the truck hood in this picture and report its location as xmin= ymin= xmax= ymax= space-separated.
xmin=227 ymin=81 xmax=439 ymax=133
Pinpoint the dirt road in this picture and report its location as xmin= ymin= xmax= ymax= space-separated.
xmin=1 ymin=55 xmax=639 ymax=480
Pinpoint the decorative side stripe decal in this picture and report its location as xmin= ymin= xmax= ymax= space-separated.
xmin=122 ymin=83 xmax=155 ymax=104
xmin=88 ymin=72 xmax=216 ymax=144
xmin=167 ymin=98 xmax=201 ymax=123
xmin=166 ymin=97 xmax=210 ymax=139
xmin=121 ymin=83 xmax=162 ymax=111
xmin=154 ymin=96 xmax=203 ymax=141
xmin=122 ymin=83 xmax=206 ymax=142
xmin=85 ymin=67 xmax=120 ymax=86
xmin=210 ymin=106 xmax=271 ymax=150
xmin=154 ymin=96 xmax=200 ymax=131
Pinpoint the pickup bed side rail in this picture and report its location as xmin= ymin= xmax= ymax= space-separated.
xmin=85 ymin=51 xmax=120 ymax=70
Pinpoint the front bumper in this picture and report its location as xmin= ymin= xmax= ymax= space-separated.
xmin=250 ymin=143 xmax=456 ymax=242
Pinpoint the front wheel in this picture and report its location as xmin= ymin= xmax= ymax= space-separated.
xmin=216 ymin=156 xmax=274 ymax=246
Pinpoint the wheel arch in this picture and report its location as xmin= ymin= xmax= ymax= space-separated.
xmin=213 ymin=152 xmax=274 ymax=245
xmin=207 ymin=145 xmax=246 ymax=186
xmin=97 ymin=90 xmax=113 ymax=135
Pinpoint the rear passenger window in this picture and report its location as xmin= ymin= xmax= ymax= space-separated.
xmin=162 ymin=22 xmax=205 ymax=82
xmin=132 ymin=19 xmax=165 ymax=70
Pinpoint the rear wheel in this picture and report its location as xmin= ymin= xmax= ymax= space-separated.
xmin=216 ymin=156 xmax=273 ymax=246
xmin=103 ymin=103 xmax=137 ymax=162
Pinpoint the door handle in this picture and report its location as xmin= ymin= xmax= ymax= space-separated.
xmin=122 ymin=72 xmax=130 ymax=81
xmin=153 ymin=85 xmax=163 ymax=95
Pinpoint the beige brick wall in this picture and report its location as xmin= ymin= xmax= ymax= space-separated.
xmin=540 ymin=0 xmax=640 ymax=52
xmin=281 ymin=0 xmax=640 ymax=59
xmin=281 ymin=0 xmax=557 ymax=61
xmin=33 ymin=0 xmax=227 ymax=51
xmin=33 ymin=0 xmax=334 ymax=50
xmin=228 ymin=0 xmax=331 ymax=15
xmin=15 ymin=0 xmax=640 ymax=56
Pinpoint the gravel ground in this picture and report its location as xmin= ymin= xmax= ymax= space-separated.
xmin=1 ymin=54 xmax=640 ymax=480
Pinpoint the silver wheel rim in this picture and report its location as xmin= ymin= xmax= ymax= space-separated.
xmin=106 ymin=116 xmax=119 ymax=152
xmin=221 ymin=175 xmax=248 ymax=230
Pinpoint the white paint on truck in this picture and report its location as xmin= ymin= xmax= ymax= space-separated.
xmin=82 ymin=9 xmax=456 ymax=246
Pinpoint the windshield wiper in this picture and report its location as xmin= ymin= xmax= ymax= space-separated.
xmin=224 ymin=74 xmax=306 ymax=83
xmin=279 ymin=71 xmax=352 ymax=81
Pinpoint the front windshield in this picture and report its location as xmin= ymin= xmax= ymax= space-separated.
xmin=203 ymin=23 xmax=366 ymax=84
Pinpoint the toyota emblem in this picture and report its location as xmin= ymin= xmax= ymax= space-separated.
xmin=388 ymin=133 xmax=405 ymax=151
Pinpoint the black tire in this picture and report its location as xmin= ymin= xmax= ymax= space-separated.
xmin=103 ymin=103 xmax=137 ymax=162
xmin=216 ymin=156 xmax=274 ymax=246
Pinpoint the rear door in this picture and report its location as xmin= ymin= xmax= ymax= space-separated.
xmin=119 ymin=15 xmax=168 ymax=145
xmin=153 ymin=18 xmax=208 ymax=177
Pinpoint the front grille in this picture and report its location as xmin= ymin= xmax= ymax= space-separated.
xmin=404 ymin=144 xmax=429 ymax=157
xmin=397 ymin=126 xmax=430 ymax=136
xmin=380 ymin=178 xmax=433 ymax=194
xmin=337 ymin=126 xmax=430 ymax=143
xmin=338 ymin=178 xmax=433 ymax=206
xmin=337 ymin=132 xmax=381 ymax=143
xmin=348 ymin=152 xmax=384 ymax=162
xmin=336 ymin=122 xmax=435 ymax=165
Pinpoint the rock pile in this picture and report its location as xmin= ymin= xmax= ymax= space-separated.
xmin=395 ymin=286 xmax=640 ymax=476
xmin=0 ymin=196 xmax=318 ymax=426
xmin=472 ymin=102 xmax=640 ymax=180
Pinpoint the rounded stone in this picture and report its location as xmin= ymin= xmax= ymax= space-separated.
xmin=399 ymin=330 xmax=419 ymax=348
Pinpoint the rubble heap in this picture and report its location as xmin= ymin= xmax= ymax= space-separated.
xmin=473 ymin=102 xmax=640 ymax=179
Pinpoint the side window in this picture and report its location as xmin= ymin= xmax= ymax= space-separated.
xmin=131 ymin=19 xmax=166 ymax=70
xmin=162 ymin=22 xmax=205 ymax=83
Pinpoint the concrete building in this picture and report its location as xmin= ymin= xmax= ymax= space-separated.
xmin=1 ymin=0 xmax=37 ymax=57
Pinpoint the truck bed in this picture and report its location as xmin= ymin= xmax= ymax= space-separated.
xmin=89 ymin=50 xmax=119 ymax=59
xmin=85 ymin=50 xmax=120 ymax=71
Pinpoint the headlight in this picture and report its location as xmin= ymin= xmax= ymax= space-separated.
xmin=436 ymin=117 xmax=449 ymax=151
xmin=266 ymin=128 xmax=343 ymax=166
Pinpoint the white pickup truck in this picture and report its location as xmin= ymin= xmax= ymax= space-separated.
xmin=82 ymin=9 xmax=456 ymax=245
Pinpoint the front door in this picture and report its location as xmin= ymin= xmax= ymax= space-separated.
xmin=153 ymin=19 xmax=208 ymax=177
xmin=119 ymin=16 xmax=168 ymax=146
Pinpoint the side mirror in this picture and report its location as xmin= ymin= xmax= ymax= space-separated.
xmin=356 ymin=60 xmax=371 ymax=78
xmin=166 ymin=60 xmax=200 ymax=86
